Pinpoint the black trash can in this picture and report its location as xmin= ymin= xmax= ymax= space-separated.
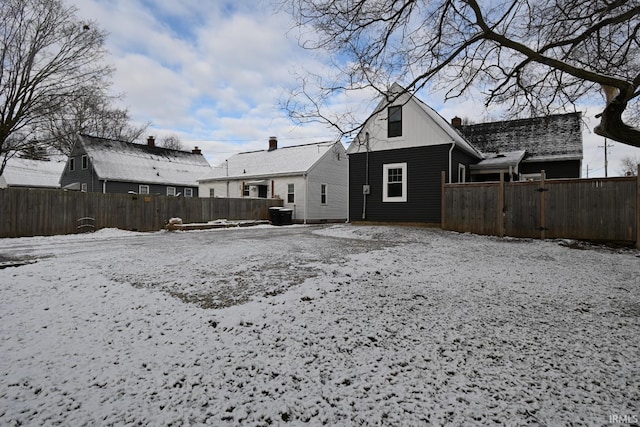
xmin=279 ymin=208 xmax=293 ymax=225
xmin=269 ymin=207 xmax=282 ymax=225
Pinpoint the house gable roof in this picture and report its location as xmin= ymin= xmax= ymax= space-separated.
xmin=200 ymin=141 xmax=343 ymax=181
xmin=347 ymin=82 xmax=483 ymax=159
xmin=0 ymin=157 xmax=66 ymax=188
xmin=76 ymin=134 xmax=212 ymax=186
xmin=460 ymin=112 xmax=583 ymax=162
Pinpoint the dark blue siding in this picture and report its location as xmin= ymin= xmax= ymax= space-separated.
xmin=520 ymin=160 xmax=581 ymax=179
xmin=350 ymin=145 xmax=459 ymax=223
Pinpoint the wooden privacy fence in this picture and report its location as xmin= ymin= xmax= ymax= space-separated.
xmin=441 ymin=170 xmax=640 ymax=249
xmin=0 ymin=188 xmax=282 ymax=238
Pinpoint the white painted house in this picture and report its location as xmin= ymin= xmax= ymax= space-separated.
xmin=198 ymin=138 xmax=348 ymax=223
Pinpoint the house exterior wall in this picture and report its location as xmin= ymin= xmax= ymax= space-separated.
xmin=349 ymin=144 xmax=452 ymax=223
xmin=520 ymin=160 xmax=582 ymax=179
xmin=306 ymin=146 xmax=349 ymax=222
xmin=199 ymin=175 xmax=307 ymax=221
xmin=60 ymin=144 xmax=100 ymax=191
xmin=101 ymin=181 xmax=199 ymax=196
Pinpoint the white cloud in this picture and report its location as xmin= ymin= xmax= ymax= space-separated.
xmin=69 ymin=0 xmax=640 ymax=176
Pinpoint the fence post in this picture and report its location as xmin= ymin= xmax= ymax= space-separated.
xmin=636 ymin=164 xmax=640 ymax=250
xmin=540 ymin=170 xmax=546 ymax=240
xmin=441 ymin=171 xmax=446 ymax=229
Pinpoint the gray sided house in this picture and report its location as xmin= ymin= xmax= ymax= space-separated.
xmin=60 ymin=135 xmax=212 ymax=196
xmin=347 ymin=83 xmax=483 ymax=224
xmin=199 ymin=137 xmax=348 ymax=224
xmin=459 ymin=112 xmax=583 ymax=181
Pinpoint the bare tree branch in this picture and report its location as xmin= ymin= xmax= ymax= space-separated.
xmin=282 ymin=0 xmax=640 ymax=147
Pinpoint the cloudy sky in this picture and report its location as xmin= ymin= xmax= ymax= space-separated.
xmin=71 ymin=0 xmax=640 ymax=177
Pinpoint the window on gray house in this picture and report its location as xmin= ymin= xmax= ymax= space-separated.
xmin=81 ymin=155 xmax=88 ymax=169
xmin=184 ymin=188 xmax=193 ymax=197
xmin=167 ymin=187 xmax=176 ymax=196
xmin=321 ymin=184 xmax=327 ymax=204
xmin=139 ymin=185 xmax=150 ymax=194
xmin=287 ymin=184 xmax=295 ymax=203
xmin=69 ymin=158 xmax=75 ymax=172
xmin=388 ymin=105 xmax=402 ymax=138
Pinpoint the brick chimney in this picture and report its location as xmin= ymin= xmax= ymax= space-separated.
xmin=147 ymin=136 xmax=155 ymax=147
xmin=451 ymin=116 xmax=462 ymax=128
xmin=192 ymin=146 xmax=201 ymax=154
xmin=268 ymin=136 xmax=277 ymax=151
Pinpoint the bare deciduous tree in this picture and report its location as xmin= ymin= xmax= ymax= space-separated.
xmin=0 ymin=0 xmax=112 ymax=175
xmin=42 ymin=86 xmax=149 ymax=155
xmin=283 ymin=0 xmax=640 ymax=147
xmin=160 ymin=134 xmax=184 ymax=151
xmin=619 ymin=155 xmax=639 ymax=176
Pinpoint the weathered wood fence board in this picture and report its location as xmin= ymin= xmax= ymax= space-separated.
xmin=443 ymin=171 xmax=640 ymax=248
xmin=0 ymin=188 xmax=282 ymax=238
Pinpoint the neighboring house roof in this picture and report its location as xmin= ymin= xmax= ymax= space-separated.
xmin=470 ymin=150 xmax=527 ymax=172
xmin=200 ymin=141 xmax=343 ymax=182
xmin=459 ymin=112 xmax=583 ymax=162
xmin=77 ymin=134 xmax=212 ymax=186
xmin=0 ymin=157 xmax=66 ymax=188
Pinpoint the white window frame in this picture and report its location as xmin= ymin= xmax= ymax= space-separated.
xmin=139 ymin=185 xmax=149 ymax=195
xmin=81 ymin=155 xmax=88 ymax=170
xmin=383 ymin=163 xmax=407 ymax=202
xmin=458 ymin=164 xmax=466 ymax=183
xmin=166 ymin=186 xmax=176 ymax=196
xmin=209 ymin=188 xmax=215 ymax=198
xmin=183 ymin=188 xmax=193 ymax=197
xmin=80 ymin=183 xmax=87 ymax=192
xmin=287 ymin=183 xmax=295 ymax=203
xmin=320 ymin=183 xmax=328 ymax=205
xmin=242 ymin=183 xmax=250 ymax=197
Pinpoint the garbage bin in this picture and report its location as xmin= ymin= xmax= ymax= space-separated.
xmin=279 ymin=208 xmax=293 ymax=225
xmin=269 ymin=207 xmax=282 ymax=226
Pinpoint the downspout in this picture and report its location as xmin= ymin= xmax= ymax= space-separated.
xmin=103 ymin=179 xmax=107 ymax=193
xmin=362 ymin=133 xmax=370 ymax=220
xmin=448 ymin=142 xmax=455 ymax=184
xmin=304 ymin=172 xmax=308 ymax=224
xmin=225 ymin=160 xmax=229 ymax=197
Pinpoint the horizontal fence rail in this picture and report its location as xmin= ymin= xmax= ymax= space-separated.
xmin=442 ymin=170 xmax=640 ymax=248
xmin=0 ymin=188 xmax=282 ymax=238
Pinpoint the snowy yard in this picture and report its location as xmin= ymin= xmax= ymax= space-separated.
xmin=1 ymin=224 xmax=639 ymax=426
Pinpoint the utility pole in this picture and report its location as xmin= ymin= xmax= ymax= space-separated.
xmin=598 ymin=139 xmax=614 ymax=177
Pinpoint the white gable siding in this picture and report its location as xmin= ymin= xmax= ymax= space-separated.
xmin=349 ymin=93 xmax=454 ymax=154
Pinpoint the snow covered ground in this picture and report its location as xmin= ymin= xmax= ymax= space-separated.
xmin=0 ymin=224 xmax=638 ymax=426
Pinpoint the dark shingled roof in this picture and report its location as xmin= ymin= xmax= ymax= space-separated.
xmin=459 ymin=112 xmax=583 ymax=161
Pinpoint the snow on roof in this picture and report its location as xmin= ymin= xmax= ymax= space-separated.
xmin=470 ymin=150 xmax=527 ymax=171
xmin=0 ymin=157 xmax=66 ymax=188
xmin=201 ymin=141 xmax=338 ymax=181
xmin=79 ymin=135 xmax=212 ymax=186
xmin=460 ymin=112 xmax=583 ymax=161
